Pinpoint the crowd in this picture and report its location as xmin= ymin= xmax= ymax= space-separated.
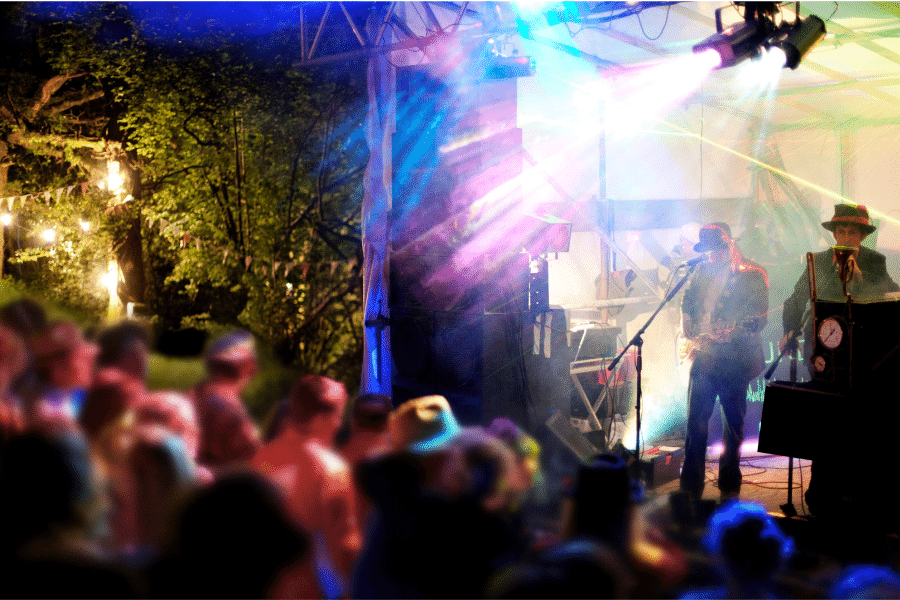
xmin=1 ymin=297 xmax=900 ymax=599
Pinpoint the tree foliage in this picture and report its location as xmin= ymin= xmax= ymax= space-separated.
xmin=0 ymin=2 xmax=130 ymax=314
xmin=110 ymin=33 xmax=369 ymax=377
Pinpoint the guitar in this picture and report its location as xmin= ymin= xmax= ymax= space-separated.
xmin=677 ymin=318 xmax=756 ymax=363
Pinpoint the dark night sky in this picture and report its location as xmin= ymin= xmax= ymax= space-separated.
xmin=31 ymin=2 xmax=374 ymax=42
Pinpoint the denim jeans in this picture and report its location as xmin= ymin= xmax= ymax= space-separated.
xmin=679 ymin=353 xmax=753 ymax=498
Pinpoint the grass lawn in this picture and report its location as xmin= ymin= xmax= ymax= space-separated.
xmin=146 ymin=353 xmax=205 ymax=392
xmin=3 ymin=278 xmax=294 ymax=423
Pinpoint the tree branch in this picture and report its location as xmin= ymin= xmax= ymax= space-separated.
xmin=47 ymin=89 xmax=105 ymax=116
xmin=143 ymin=164 xmax=204 ymax=193
xmin=295 ymin=273 xmax=362 ymax=341
xmin=7 ymin=131 xmax=106 ymax=151
xmin=284 ymin=110 xmax=324 ymax=249
xmin=202 ymin=168 xmax=239 ymax=246
xmin=314 ymin=222 xmax=362 ymax=261
xmin=182 ymin=108 xmax=218 ymax=147
xmin=28 ymin=74 xmax=71 ymax=120
xmin=322 ymin=164 xmax=366 ymax=193
xmin=0 ymin=104 xmax=16 ymax=125
xmin=2 ymin=89 xmax=22 ymax=127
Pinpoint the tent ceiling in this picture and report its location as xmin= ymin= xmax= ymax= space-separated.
xmin=575 ymin=1 xmax=900 ymax=130
xmin=296 ymin=2 xmax=900 ymax=131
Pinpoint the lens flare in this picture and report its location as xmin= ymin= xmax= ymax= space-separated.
xmin=605 ymin=51 xmax=721 ymax=135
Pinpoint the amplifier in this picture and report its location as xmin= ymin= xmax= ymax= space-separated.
xmin=639 ymin=446 xmax=684 ymax=489
xmin=571 ymin=323 xmax=620 ymax=360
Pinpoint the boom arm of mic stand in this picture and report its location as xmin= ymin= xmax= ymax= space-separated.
xmin=607 ymin=261 xmax=700 ymax=372
xmin=765 ymin=253 xmax=817 ymax=382
xmin=764 ymin=332 xmax=799 ymax=380
xmin=605 ymin=260 xmax=699 ymax=470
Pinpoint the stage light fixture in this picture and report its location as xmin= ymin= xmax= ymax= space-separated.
xmin=692 ymin=3 xmax=792 ymax=70
xmin=692 ymin=18 xmax=773 ymax=69
xmin=693 ymin=3 xmax=826 ymax=72
xmin=769 ymin=14 xmax=826 ymax=69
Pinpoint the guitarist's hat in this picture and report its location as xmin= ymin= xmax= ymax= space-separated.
xmin=822 ymin=204 xmax=876 ymax=235
xmin=694 ymin=222 xmax=732 ymax=253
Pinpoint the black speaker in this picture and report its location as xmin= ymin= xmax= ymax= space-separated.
xmin=390 ymin=308 xmax=484 ymax=425
xmin=390 ymin=308 xmax=573 ymax=429
xmin=529 ymin=257 xmax=549 ymax=313
xmin=758 ymin=382 xmax=848 ymax=460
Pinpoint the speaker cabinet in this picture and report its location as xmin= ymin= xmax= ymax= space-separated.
xmin=390 ymin=308 xmax=484 ymax=425
xmin=390 ymin=308 xmax=572 ymax=429
xmin=758 ymin=382 xmax=847 ymax=460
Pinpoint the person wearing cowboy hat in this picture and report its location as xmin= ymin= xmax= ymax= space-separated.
xmin=781 ymin=204 xmax=899 ymax=356
xmin=680 ymin=222 xmax=769 ymax=505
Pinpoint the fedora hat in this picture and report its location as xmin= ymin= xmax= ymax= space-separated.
xmin=693 ymin=222 xmax=732 ymax=253
xmin=389 ymin=395 xmax=460 ymax=453
xmin=822 ymin=204 xmax=876 ymax=234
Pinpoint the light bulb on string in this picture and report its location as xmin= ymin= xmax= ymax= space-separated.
xmin=1 ymin=213 xmax=11 ymax=226
xmin=101 ymin=260 xmax=118 ymax=292
xmin=107 ymin=160 xmax=124 ymax=195
xmin=41 ymin=228 xmax=57 ymax=243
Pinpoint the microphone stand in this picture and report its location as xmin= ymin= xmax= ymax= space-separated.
xmin=607 ymin=260 xmax=701 ymax=479
xmin=767 ymin=252 xmax=817 ymax=518
xmin=763 ymin=332 xmax=800 ymax=517
xmin=834 ymin=247 xmax=855 ymax=388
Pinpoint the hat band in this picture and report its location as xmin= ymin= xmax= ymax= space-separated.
xmin=831 ymin=215 xmax=870 ymax=226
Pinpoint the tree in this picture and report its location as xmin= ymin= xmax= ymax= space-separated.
xmin=0 ymin=2 xmax=132 ymax=313
xmin=112 ymin=32 xmax=369 ymax=379
xmin=1 ymin=3 xmax=370 ymax=391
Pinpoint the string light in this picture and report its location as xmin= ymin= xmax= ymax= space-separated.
xmin=101 ymin=260 xmax=118 ymax=292
xmin=107 ymin=160 xmax=124 ymax=195
xmin=80 ymin=220 xmax=91 ymax=232
xmin=102 ymin=260 xmax=121 ymax=318
xmin=41 ymin=228 xmax=56 ymax=243
xmin=1 ymin=213 xmax=11 ymax=226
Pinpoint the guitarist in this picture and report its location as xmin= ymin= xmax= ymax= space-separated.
xmin=679 ymin=222 xmax=769 ymax=505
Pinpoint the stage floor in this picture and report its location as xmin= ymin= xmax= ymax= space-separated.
xmin=647 ymin=443 xmax=813 ymax=517
xmin=641 ymin=443 xmax=900 ymax=572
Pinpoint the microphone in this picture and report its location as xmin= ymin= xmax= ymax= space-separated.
xmin=832 ymin=245 xmax=855 ymax=264
xmin=678 ymin=255 xmax=708 ymax=269
xmin=832 ymin=245 xmax=856 ymax=284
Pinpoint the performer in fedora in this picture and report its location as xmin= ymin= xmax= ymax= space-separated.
xmin=679 ymin=223 xmax=769 ymax=504
xmin=780 ymin=204 xmax=899 ymax=517
xmin=780 ymin=204 xmax=899 ymax=357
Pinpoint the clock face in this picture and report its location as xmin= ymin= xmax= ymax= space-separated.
xmin=812 ymin=355 xmax=827 ymax=372
xmin=818 ymin=317 xmax=844 ymax=350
